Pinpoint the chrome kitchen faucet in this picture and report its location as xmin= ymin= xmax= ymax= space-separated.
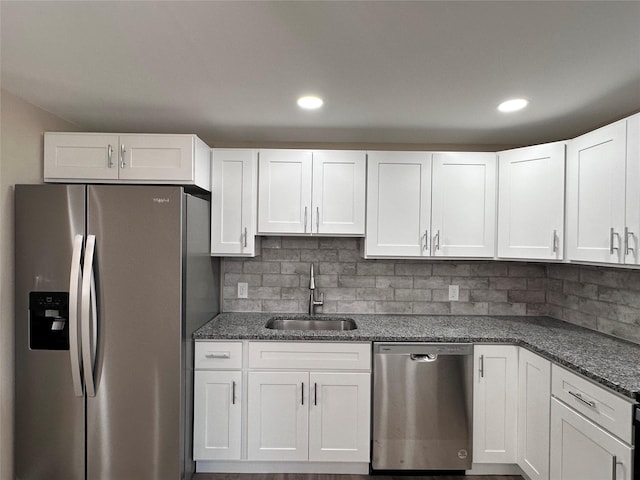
xmin=308 ymin=263 xmax=324 ymax=315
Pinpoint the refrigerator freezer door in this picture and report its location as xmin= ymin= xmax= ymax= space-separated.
xmin=15 ymin=184 xmax=86 ymax=480
xmin=86 ymin=185 xmax=184 ymax=480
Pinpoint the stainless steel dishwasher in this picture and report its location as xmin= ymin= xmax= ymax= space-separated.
xmin=372 ymin=343 xmax=473 ymax=471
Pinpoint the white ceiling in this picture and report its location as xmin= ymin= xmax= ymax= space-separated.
xmin=2 ymin=1 xmax=640 ymax=148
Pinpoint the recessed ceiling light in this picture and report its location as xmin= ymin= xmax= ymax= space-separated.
xmin=497 ymin=98 xmax=529 ymax=113
xmin=297 ymin=96 xmax=324 ymax=110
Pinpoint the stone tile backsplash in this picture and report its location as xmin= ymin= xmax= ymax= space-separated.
xmin=220 ymin=237 xmax=640 ymax=344
xmin=547 ymin=264 xmax=640 ymax=344
xmin=222 ymin=237 xmax=548 ymax=317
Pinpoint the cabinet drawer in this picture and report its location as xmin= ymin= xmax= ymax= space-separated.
xmin=551 ymin=364 xmax=633 ymax=443
xmin=195 ymin=341 xmax=243 ymax=370
xmin=248 ymin=342 xmax=371 ymax=371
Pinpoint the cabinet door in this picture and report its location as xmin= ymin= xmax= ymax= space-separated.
xmin=432 ymin=152 xmax=496 ymax=257
xmin=247 ymin=371 xmax=309 ymax=461
xmin=258 ymin=150 xmax=313 ymax=234
xmin=311 ymin=150 xmax=366 ymax=235
xmin=518 ymin=349 xmax=551 ymax=480
xmin=365 ymin=151 xmax=431 ymax=257
xmin=193 ymin=370 xmax=242 ymax=460
xmin=118 ymin=134 xmax=194 ymax=181
xmin=308 ymin=372 xmax=370 ymax=462
xmin=624 ymin=113 xmax=640 ymax=265
xmin=44 ymin=133 xmax=120 ymax=181
xmin=498 ymin=143 xmax=565 ymax=260
xmin=550 ymin=398 xmax=632 ymax=480
xmin=211 ymin=149 xmax=258 ymax=256
xmin=473 ymin=345 xmax=518 ymax=464
xmin=566 ymin=120 xmax=627 ymax=263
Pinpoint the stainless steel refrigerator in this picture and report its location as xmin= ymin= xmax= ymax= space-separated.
xmin=15 ymin=184 xmax=220 ymax=480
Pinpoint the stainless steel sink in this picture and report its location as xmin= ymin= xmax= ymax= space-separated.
xmin=265 ymin=316 xmax=357 ymax=331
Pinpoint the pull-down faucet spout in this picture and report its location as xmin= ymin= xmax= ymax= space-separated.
xmin=309 ymin=264 xmax=324 ymax=315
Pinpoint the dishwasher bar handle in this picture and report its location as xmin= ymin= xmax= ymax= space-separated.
xmin=374 ymin=342 xmax=473 ymax=356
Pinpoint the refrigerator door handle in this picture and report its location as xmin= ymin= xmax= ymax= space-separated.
xmin=81 ymin=235 xmax=98 ymax=397
xmin=69 ymin=234 xmax=84 ymax=397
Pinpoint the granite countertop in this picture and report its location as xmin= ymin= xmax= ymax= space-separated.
xmin=194 ymin=312 xmax=640 ymax=401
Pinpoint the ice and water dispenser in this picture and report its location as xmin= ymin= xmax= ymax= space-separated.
xmin=29 ymin=292 xmax=69 ymax=350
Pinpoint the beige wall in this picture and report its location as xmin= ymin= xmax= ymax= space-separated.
xmin=0 ymin=90 xmax=79 ymax=479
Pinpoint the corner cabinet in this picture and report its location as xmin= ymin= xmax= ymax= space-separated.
xmin=498 ymin=143 xmax=565 ymax=260
xmin=211 ymin=149 xmax=259 ymax=256
xmin=517 ymin=348 xmax=551 ymax=480
xmin=257 ymin=149 xmax=366 ymax=236
xmin=566 ymin=114 xmax=640 ymax=265
xmin=473 ymin=345 xmax=518 ymax=464
xmin=44 ymin=132 xmax=211 ymax=191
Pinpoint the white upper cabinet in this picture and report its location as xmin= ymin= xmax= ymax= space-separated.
xmin=624 ymin=114 xmax=640 ymax=265
xmin=431 ymin=152 xmax=496 ymax=257
xmin=211 ymin=149 xmax=259 ymax=256
xmin=44 ymin=133 xmax=120 ymax=181
xmin=498 ymin=143 xmax=565 ymax=260
xmin=258 ymin=149 xmax=313 ymax=234
xmin=566 ymin=119 xmax=627 ymax=263
xmin=257 ymin=149 xmax=366 ymax=236
xmin=44 ymin=132 xmax=211 ymax=191
xmin=311 ymin=150 xmax=366 ymax=235
xmin=365 ymin=151 xmax=432 ymax=257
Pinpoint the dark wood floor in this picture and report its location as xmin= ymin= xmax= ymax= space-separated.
xmin=193 ymin=474 xmax=523 ymax=480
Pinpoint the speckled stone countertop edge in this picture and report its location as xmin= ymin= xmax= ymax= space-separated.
xmin=193 ymin=313 xmax=640 ymax=401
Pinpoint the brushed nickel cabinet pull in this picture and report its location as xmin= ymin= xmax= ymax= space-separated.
xmin=568 ymin=390 xmax=596 ymax=408
xmin=610 ymin=227 xmax=620 ymax=255
xmin=107 ymin=144 xmax=114 ymax=168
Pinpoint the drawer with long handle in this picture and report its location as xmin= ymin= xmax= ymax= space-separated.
xmin=551 ymin=364 xmax=634 ymax=443
xmin=195 ymin=341 xmax=243 ymax=369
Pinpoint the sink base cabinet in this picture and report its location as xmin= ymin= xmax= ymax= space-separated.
xmin=247 ymin=371 xmax=309 ymax=462
xmin=247 ymin=371 xmax=370 ymax=463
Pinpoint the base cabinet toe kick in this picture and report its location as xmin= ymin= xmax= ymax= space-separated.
xmin=193 ymin=340 xmax=637 ymax=478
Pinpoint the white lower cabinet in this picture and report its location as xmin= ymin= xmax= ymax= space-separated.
xmin=247 ymin=370 xmax=370 ymax=462
xmin=473 ymin=345 xmax=519 ymax=464
xmin=193 ymin=370 xmax=242 ymax=460
xmin=308 ymin=372 xmax=371 ymax=462
xmin=247 ymin=371 xmax=309 ymax=461
xmin=195 ymin=341 xmax=371 ymax=473
xmin=549 ymin=364 xmax=635 ymax=480
xmin=550 ymin=398 xmax=632 ymax=480
xmin=518 ymin=349 xmax=551 ymax=480
xmin=193 ymin=341 xmax=244 ymax=461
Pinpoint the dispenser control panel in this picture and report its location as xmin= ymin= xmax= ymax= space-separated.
xmin=29 ymin=292 xmax=69 ymax=350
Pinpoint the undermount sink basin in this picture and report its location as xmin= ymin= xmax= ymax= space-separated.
xmin=265 ymin=316 xmax=357 ymax=331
